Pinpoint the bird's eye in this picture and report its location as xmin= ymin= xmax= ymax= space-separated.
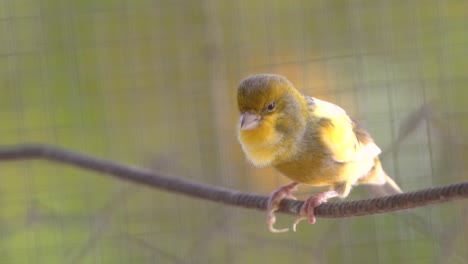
xmin=267 ymin=102 xmax=275 ymax=111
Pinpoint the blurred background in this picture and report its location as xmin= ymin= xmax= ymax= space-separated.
xmin=1 ymin=0 xmax=467 ymax=263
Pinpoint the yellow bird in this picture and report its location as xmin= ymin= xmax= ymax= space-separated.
xmin=237 ymin=74 xmax=402 ymax=233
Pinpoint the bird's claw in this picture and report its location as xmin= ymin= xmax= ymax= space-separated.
xmin=268 ymin=211 xmax=289 ymax=233
xmin=292 ymin=216 xmax=307 ymax=232
xmin=292 ymin=190 xmax=339 ymax=232
xmin=266 ymin=182 xmax=299 ymax=233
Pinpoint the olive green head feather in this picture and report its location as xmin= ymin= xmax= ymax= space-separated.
xmin=237 ymin=74 xmax=308 ymax=142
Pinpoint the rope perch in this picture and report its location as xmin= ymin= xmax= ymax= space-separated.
xmin=0 ymin=143 xmax=466 ymax=218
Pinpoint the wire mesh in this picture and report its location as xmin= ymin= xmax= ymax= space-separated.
xmin=0 ymin=0 xmax=467 ymax=263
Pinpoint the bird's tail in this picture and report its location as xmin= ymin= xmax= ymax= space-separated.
xmin=383 ymin=174 xmax=403 ymax=194
xmin=364 ymin=174 xmax=402 ymax=197
xmin=359 ymin=157 xmax=403 ymax=196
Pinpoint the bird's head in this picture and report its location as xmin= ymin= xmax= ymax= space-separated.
xmin=237 ymin=74 xmax=308 ymax=165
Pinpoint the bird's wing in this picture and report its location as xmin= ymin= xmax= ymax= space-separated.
xmin=306 ymin=96 xmax=381 ymax=162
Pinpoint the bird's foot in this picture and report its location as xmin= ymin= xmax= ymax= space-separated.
xmin=292 ymin=190 xmax=339 ymax=232
xmin=267 ymin=182 xmax=299 ymax=233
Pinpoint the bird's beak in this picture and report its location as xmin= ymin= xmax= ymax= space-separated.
xmin=240 ymin=112 xmax=261 ymax=130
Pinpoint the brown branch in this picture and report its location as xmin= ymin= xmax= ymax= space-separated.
xmin=0 ymin=143 xmax=467 ymax=218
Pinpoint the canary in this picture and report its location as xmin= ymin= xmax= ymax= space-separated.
xmin=237 ymin=74 xmax=402 ymax=233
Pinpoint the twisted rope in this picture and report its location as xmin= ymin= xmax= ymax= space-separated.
xmin=0 ymin=144 xmax=466 ymax=218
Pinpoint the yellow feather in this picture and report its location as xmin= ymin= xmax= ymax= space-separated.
xmin=237 ymin=74 xmax=401 ymax=197
xmin=237 ymin=74 xmax=403 ymax=232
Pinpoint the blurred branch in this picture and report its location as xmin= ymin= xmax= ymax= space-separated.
xmin=118 ymin=233 xmax=186 ymax=264
xmin=0 ymin=144 xmax=467 ymax=219
xmin=67 ymin=187 xmax=132 ymax=263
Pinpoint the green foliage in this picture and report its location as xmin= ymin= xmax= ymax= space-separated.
xmin=1 ymin=0 xmax=466 ymax=263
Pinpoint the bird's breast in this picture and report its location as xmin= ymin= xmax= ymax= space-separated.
xmin=273 ymin=151 xmax=344 ymax=186
xmin=238 ymin=124 xmax=285 ymax=167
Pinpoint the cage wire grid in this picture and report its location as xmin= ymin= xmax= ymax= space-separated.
xmin=0 ymin=0 xmax=467 ymax=263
